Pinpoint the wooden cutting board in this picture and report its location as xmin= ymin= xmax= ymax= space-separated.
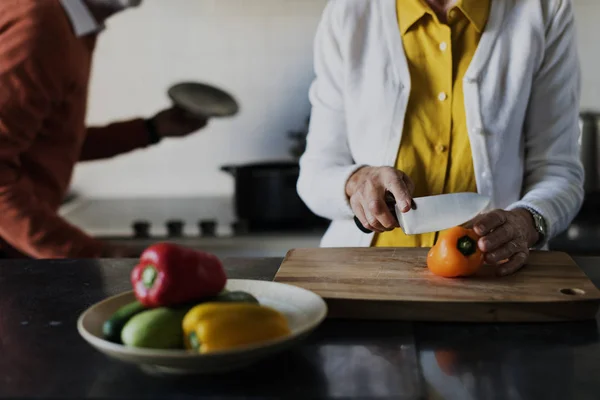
xmin=273 ymin=248 xmax=600 ymax=322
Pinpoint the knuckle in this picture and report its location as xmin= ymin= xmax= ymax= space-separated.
xmin=383 ymin=176 xmax=396 ymax=186
xmin=488 ymin=211 xmax=499 ymax=224
xmin=380 ymin=167 xmax=394 ymax=177
xmin=356 ymin=182 xmax=367 ymax=195
xmin=368 ymin=200 xmax=386 ymax=215
xmin=491 ymin=248 xmax=510 ymax=262
xmin=384 ymin=175 xmax=404 ymax=188
xmin=516 ymin=227 xmax=528 ymax=242
xmin=380 ymin=223 xmax=394 ymax=230
xmin=514 ymin=252 xmax=527 ymax=262
xmin=488 ymin=209 xmax=501 ymax=220
xmin=391 ymin=170 xmax=405 ymax=181
xmin=479 ymin=214 xmax=494 ymax=226
xmin=362 ymin=180 xmax=374 ymax=191
xmin=508 ymin=240 xmax=520 ymax=252
xmin=503 ymin=223 xmax=515 ymax=239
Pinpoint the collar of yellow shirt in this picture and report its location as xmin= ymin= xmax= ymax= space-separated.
xmin=398 ymin=0 xmax=491 ymax=34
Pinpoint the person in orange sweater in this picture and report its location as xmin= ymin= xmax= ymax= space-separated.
xmin=0 ymin=0 xmax=208 ymax=259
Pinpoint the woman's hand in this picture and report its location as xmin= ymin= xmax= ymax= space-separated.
xmin=345 ymin=166 xmax=414 ymax=233
xmin=470 ymin=208 xmax=539 ymax=276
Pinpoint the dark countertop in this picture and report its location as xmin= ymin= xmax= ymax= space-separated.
xmin=1 ymin=256 xmax=600 ymax=399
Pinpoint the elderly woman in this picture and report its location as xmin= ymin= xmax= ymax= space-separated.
xmin=297 ymin=0 xmax=583 ymax=276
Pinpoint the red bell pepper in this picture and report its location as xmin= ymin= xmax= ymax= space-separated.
xmin=130 ymin=242 xmax=227 ymax=307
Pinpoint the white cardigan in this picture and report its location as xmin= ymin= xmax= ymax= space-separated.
xmin=297 ymin=0 xmax=584 ymax=248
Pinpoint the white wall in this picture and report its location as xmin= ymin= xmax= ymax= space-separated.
xmin=72 ymin=0 xmax=600 ymax=198
xmin=72 ymin=0 xmax=327 ymax=197
xmin=574 ymin=0 xmax=600 ymax=110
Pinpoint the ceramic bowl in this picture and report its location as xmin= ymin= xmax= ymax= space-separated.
xmin=77 ymin=279 xmax=327 ymax=375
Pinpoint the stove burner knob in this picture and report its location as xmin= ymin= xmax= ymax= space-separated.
xmin=166 ymin=220 xmax=184 ymax=237
xmin=232 ymin=220 xmax=248 ymax=235
xmin=132 ymin=221 xmax=151 ymax=238
xmin=199 ymin=220 xmax=217 ymax=237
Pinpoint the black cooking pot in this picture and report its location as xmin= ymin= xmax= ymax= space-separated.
xmin=221 ymin=161 xmax=328 ymax=231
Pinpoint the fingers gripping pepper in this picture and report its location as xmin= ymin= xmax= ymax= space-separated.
xmin=131 ymin=243 xmax=227 ymax=307
xmin=182 ymin=303 xmax=291 ymax=353
xmin=427 ymin=226 xmax=484 ymax=278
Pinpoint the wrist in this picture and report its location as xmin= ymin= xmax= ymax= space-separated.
xmin=345 ymin=166 xmax=369 ymax=198
xmin=145 ymin=118 xmax=162 ymax=145
xmin=515 ymin=208 xmax=540 ymax=248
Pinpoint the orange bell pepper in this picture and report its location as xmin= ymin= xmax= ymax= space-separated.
xmin=427 ymin=226 xmax=483 ymax=278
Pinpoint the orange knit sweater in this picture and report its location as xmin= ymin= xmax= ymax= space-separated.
xmin=0 ymin=0 xmax=152 ymax=258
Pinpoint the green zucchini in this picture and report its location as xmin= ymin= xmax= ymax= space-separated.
xmin=102 ymin=300 xmax=146 ymax=343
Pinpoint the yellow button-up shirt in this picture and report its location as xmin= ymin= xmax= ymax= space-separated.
xmin=373 ymin=0 xmax=491 ymax=248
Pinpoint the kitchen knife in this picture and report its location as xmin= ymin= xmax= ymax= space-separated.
xmin=354 ymin=192 xmax=491 ymax=235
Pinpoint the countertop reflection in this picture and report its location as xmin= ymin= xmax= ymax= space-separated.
xmin=0 ymin=256 xmax=598 ymax=399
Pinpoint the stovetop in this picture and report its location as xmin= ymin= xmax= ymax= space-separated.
xmin=59 ymin=194 xmax=600 ymax=257
xmin=59 ymin=196 xmax=327 ymax=239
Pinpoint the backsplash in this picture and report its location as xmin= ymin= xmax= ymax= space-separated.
xmin=71 ymin=0 xmax=600 ymax=198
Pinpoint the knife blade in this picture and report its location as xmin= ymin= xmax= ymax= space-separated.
xmin=354 ymin=192 xmax=491 ymax=235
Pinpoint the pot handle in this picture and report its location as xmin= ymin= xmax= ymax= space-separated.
xmin=220 ymin=165 xmax=236 ymax=176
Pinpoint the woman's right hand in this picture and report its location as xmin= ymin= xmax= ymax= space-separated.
xmin=345 ymin=166 xmax=415 ymax=232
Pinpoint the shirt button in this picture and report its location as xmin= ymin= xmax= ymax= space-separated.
xmin=438 ymin=92 xmax=447 ymax=102
xmin=436 ymin=144 xmax=448 ymax=153
xmin=439 ymin=42 xmax=448 ymax=52
xmin=482 ymin=170 xmax=490 ymax=179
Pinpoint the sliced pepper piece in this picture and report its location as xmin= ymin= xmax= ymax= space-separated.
xmin=130 ymin=243 xmax=227 ymax=307
xmin=182 ymin=302 xmax=291 ymax=352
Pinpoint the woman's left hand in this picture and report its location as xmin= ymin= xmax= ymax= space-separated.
xmin=469 ymin=209 xmax=539 ymax=276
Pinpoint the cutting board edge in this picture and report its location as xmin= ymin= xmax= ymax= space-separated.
xmin=271 ymin=281 xmax=600 ymax=304
xmin=322 ymin=297 xmax=600 ymax=323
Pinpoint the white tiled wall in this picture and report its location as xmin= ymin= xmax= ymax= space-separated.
xmin=72 ymin=0 xmax=600 ymax=198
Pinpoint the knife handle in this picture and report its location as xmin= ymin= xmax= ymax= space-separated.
xmin=354 ymin=216 xmax=374 ymax=233
xmin=353 ymin=193 xmax=398 ymax=234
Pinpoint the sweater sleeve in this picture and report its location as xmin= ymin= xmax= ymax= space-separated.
xmin=79 ymin=118 xmax=152 ymax=162
xmin=506 ymin=0 xmax=584 ymax=244
xmin=297 ymin=1 xmax=365 ymax=221
xmin=0 ymin=4 xmax=105 ymax=258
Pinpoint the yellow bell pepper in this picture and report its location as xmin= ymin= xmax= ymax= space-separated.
xmin=182 ymin=302 xmax=291 ymax=353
